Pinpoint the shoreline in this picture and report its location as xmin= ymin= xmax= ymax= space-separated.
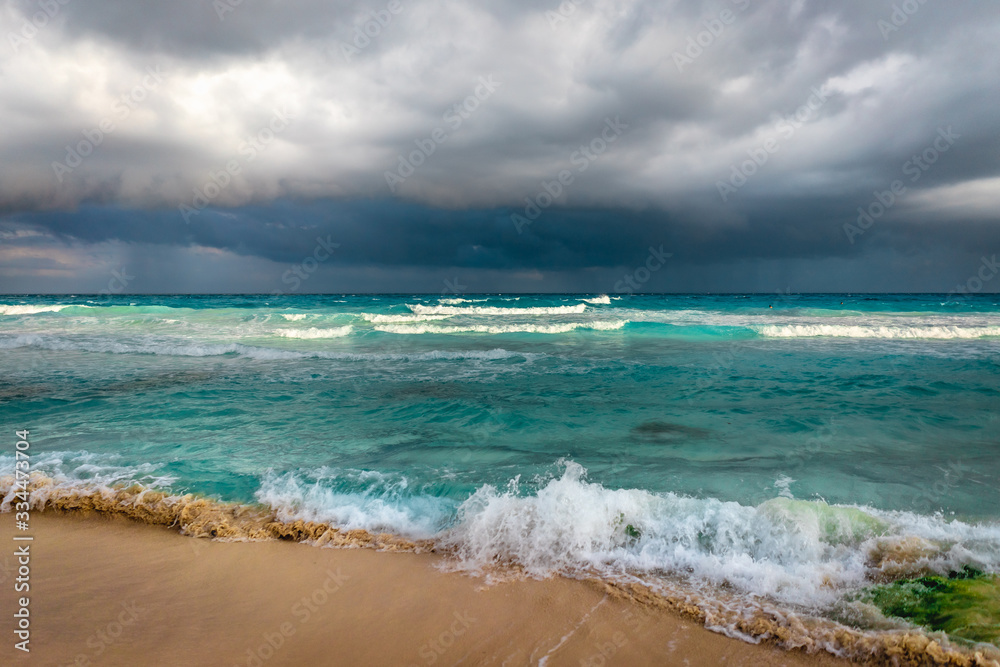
xmin=2 ymin=479 xmax=999 ymax=665
xmin=0 ymin=511 xmax=854 ymax=667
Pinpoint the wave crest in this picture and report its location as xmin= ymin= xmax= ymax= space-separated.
xmin=408 ymin=304 xmax=588 ymax=316
xmin=756 ymin=324 xmax=1000 ymax=339
xmin=274 ymin=326 xmax=353 ymax=339
xmin=375 ymin=321 xmax=628 ymax=335
xmin=0 ymin=304 xmax=86 ymax=315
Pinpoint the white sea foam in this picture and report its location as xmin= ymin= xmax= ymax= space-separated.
xmin=5 ymin=455 xmax=999 ymax=618
xmin=0 ymin=304 xmax=86 ymax=315
xmin=438 ymin=298 xmax=488 ymax=305
xmin=274 ymin=326 xmax=353 ymax=339
xmin=408 ymin=304 xmax=588 ymax=316
xmin=0 ymin=451 xmax=177 ymax=508
xmin=581 ymin=295 xmax=611 ymax=305
xmin=280 ymin=314 xmax=307 ymax=321
xmin=361 ymin=313 xmax=453 ymax=323
xmin=755 ymin=324 xmax=1000 ymax=339
xmin=440 ymin=462 xmax=1000 ymax=608
xmin=603 ymin=308 xmax=1000 ymax=339
xmin=256 ymin=468 xmax=454 ymax=539
xmin=374 ymin=320 xmax=628 ymax=335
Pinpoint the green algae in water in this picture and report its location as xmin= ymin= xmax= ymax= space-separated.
xmin=758 ymin=497 xmax=889 ymax=545
xmin=613 ymin=512 xmax=642 ymax=545
xmin=861 ymin=568 xmax=1000 ymax=645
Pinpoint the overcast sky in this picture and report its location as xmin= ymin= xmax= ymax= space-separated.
xmin=1 ymin=0 xmax=998 ymax=293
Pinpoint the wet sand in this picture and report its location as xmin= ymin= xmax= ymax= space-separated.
xmin=0 ymin=512 xmax=851 ymax=667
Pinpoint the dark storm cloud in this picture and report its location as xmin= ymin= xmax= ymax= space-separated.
xmin=0 ymin=0 xmax=998 ymax=291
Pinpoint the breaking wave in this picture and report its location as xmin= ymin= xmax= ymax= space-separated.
xmin=274 ymin=326 xmax=353 ymax=339
xmin=374 ymin=320 xmax=628 ymax=335
xmin=0 ymin=304 xmax=88 ymax=315
xmin=3 ymin=458 xmax=999 ymax=664
xmin=755 ymin=324 xmax=1000 ymax=339
xmin=408 ymin=304 xmax=588 ymax=316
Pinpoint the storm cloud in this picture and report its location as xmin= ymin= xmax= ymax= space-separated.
xmin=1 ymin=0 xmax=998 ymax=292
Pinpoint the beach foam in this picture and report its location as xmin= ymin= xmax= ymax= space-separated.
xmin=3 ymin=461 xmax=999 ymax=663
xmin=256 ymin=468 xmax=454 ymax=538
xmin=441 ymin=463 xmax=1000 ymax=606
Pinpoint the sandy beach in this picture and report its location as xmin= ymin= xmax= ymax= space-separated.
xmin=0 ymin=512 xmax=853 ymax=667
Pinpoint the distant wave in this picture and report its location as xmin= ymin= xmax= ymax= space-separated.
xmin=374 ymin=320 xmax=627 ymax=335
xmin=581 ymin=295 xmax=611 ymax=305
xmin=274 ymin=326 xmax=353 ymax=339
xmin=279 ymin=313 xmax=307 ymax=321
xmin=755 ymin=324 xmax=1000 ymax=339
xmin=0 ymin=304 xmax=88 ymax=315
xmin=360 ymin=313 xmax=452 ymax=323
xmin=438 ymin=298 xmax=488 ymax=305
xmin=409 ymin=304 xmax=587 ymax=316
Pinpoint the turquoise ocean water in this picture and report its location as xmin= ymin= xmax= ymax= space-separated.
xmin=1 ymin=294 xmax=998 ymax=646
